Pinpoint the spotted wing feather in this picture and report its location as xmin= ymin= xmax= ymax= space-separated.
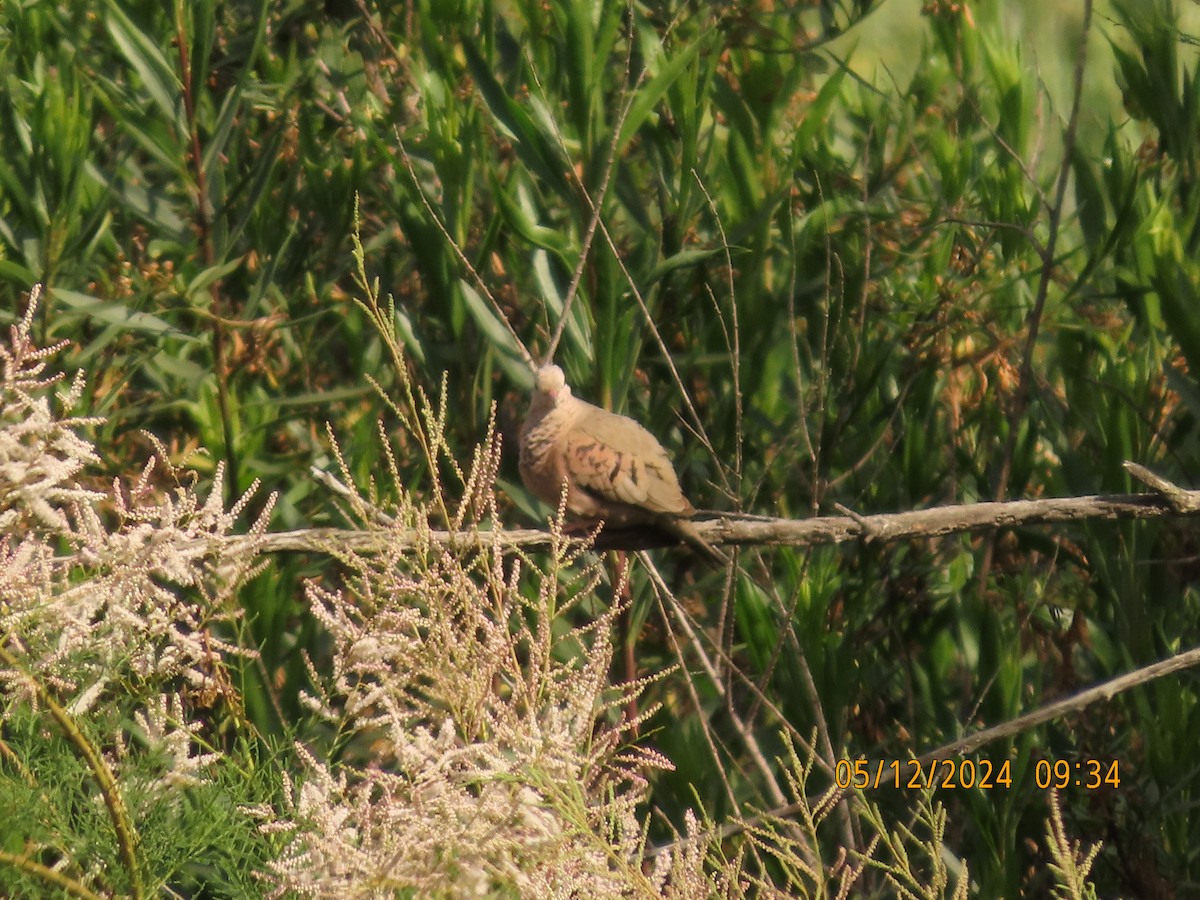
xmin=564 ymin=403 xmax=693 ymax=517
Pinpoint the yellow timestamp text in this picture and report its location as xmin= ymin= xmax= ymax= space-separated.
xmin=1033 ymin=757 xmax=1120 ymax=790
xmin=835 ymin=757 xmax=1014 ymax=791
xmin=834 ymin=757 xmax=1121 ymax=791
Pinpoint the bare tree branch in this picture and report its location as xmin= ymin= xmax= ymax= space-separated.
xmin=74 ymin=465 xmax=1200 ymax=563
xmin=915 ymin=643 xmax=1200 ymax=764
xmin=693 ymin=640 xmax=1200 ymax=851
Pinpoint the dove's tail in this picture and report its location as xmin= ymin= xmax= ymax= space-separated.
xmin=662 ymin=517 xmax=730 ymax=567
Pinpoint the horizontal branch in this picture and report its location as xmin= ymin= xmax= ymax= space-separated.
xmin=225 ymin=463 xmax=1200 ymax=558
xmin=700 ymin=492 xmax=1176 ymax=550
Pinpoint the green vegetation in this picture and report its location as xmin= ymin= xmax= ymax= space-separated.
xmin=2 ymin=0 xmax=1199 ymax=895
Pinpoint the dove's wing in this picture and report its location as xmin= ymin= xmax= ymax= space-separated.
xmin=562 ymin=403 xmax=693 ymax=517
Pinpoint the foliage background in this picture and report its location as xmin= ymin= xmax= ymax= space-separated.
xmin=2 ymin=0 xmax=1200 ymax=895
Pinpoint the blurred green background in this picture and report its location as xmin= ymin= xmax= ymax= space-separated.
xmin=3 ymin=0 xmax=1200 ymax=894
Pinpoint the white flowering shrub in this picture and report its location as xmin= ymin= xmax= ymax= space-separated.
xmin=0 ymin=288 xmax=723 ymax=897
xmin=256 ymin=389 xmax=718 ymax=896
xmin=0 ymin=287 xmax=272 ymax=895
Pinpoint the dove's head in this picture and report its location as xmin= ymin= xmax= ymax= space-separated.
xmin=534 ymin=365 xmax=571 ymax=404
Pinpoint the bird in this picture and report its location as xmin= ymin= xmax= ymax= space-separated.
xmin=518 ymin=364 xmax=726 ymax=563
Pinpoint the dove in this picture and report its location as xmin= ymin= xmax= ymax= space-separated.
xmin=518 ymin=364 xmax=726 ymax=563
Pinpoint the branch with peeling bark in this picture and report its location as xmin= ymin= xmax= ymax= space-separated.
xmin=221 ymin=460 xmax=1200 ymax=558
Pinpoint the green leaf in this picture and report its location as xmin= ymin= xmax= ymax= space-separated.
xmin=105 ymin=1 xmax=184 ymax=128
xmin=533 ymin=249 xmax=592 ymax=360
xmin=646 ymin=247 xmax=723 ymax=284
xmin=51 ymin=287 xmax=195 ymax=339
xmin=795 ymin=64 xmax=849 ymax=151
xmin=1070 ymin=144 xmax=1108 ymax=254
xmin=458 ymin=281 xmax=528 ymax=382
xmin=152 ymin=350 xmax=207 ymax=382
xmin=0 ymin=260 xmax=38 ymax=288
xmin=617 ymin=33 xmax=709 ymax=152
xmin=186 ymin=257 xmax=245 ymax=300
xmin=461 ymin=38 xmax=567 ymax=195
xmin=492 ymin=178 xmax=573 ymax=256
xmin=1153 ymin=265 xmax=1200 ymax=379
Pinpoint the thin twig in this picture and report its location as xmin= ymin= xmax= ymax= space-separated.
xmin=915 ymin=642 xmax=1200 ymax=763
xmin=978 ymin=0 xmax=1093 ymax=601
xmin=694 ymin=641 xmax=1200 ymax=846
xmin=643 ymin=554 xmax=813 ymax=873
xmin=991 ymin=0 xmax=1094 ymax=504
xmin=538 ymin=3 xmax=640 ymax=365
xmin=392 ymin=138 xmax=535 ymax=370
